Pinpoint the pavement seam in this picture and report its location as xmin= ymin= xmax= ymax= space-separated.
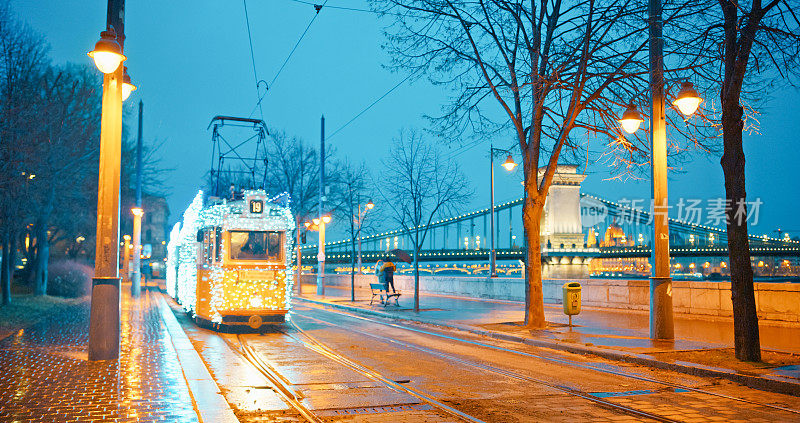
xmin=157 ymin=294 xmax=240 ymax=423
xmin=295 ymin=296 xmax=800 ymax=397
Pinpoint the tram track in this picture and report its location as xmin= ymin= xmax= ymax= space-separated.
xmin=292 ymin=310 xmax=679 ymax=423
xmin=223 ymin=333 xmax=323 ymax=422
xmin=281 ymin=321 xmax=486 ymax=423
xmin=229 ymin=328 xmax=486 ymax=422
xmin=292 ymin=303 xmax=800 ymax=420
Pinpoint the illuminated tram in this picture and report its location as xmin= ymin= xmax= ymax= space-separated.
xmin=166 ymin=189 xmax=295 ymax=329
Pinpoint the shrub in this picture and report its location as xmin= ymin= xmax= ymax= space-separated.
xmin=47 ymin=260 xmax=92 ymax=298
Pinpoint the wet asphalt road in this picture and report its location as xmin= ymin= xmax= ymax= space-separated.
xmin=175 ymin=301 xmax=800 ymax=422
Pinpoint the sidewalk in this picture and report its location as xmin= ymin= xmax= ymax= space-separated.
xmin=296 ymin=281 xmax=800 ymax=395
xmin=0 ymin=287 xmax=227 ymax=422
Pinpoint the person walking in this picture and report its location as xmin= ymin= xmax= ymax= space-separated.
xmin=380 ymin=257 xmax=397 ymax=294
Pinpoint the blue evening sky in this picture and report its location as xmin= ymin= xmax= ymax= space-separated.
xmin=13 ymin=0 xmax=800 ymax=238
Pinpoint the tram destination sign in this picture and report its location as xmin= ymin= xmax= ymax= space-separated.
xmin=249 ymin=199 xmax=263 ymax=214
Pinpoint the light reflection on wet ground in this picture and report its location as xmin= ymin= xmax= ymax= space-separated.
xmin=0 ymin=290 xmax=198 ymax=422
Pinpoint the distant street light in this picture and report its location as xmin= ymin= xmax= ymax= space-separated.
xmin=356 ymin=200 xmax=375 ymax=276
xmin=305 ymin=214 xmax=332 ymax=295
xmin=121 ymin=67 xmax=136 ymax=101
xmin=489 ymin=145 xmax=517 ymax=277
xmin=501 ymin=155 xmax=517 ymax=171
xmin=88 ymin=28 xmax=126 ymax=74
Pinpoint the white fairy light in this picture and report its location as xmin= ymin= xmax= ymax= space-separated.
xmin=166 ymin=189 xmax=296 ymax=324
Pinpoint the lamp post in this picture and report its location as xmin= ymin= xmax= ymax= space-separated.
xmin=617 ymin=0 xmax=703 ymax=340
xmin=131 ymin=100 xmax=143 ymax=297
xmin=87 ymin=0 xmax=127 ymax=361
xmin=489 ymin=145 xmax=517 ymax=277
xmin=131 ymin=207 xmax=143 ymax=295
xmin=305 ymin=214 xmax=332 ymax=295
xmin=356 ymin=200 xmax=374 ymax=276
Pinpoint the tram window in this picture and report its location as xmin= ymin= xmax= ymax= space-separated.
xmin=229 ymin=231 xmax=282 ymax=261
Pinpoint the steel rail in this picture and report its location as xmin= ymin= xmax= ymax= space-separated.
xmin=227 ymin=334 xmax=322 ymax=423
xmin=294 ymin=311 xmax=678 ymax=423
xmin=282 ymin=320 xmax=486 ymax=423
xmin=296 ymin=302 xmax=800 ymax=416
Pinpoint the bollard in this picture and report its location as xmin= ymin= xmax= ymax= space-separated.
xmin=562 ymin=282 xmax=582 ymax=327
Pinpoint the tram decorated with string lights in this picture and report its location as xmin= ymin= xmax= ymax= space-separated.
xmin=166 ymin=189 xmax=295 ymax=329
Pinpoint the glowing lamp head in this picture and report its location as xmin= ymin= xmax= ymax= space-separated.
xmin=123 ymin=234 xmax=131 ymax=241
xmin=121 ymin=67 xmax=137 ymax=101
xmin=672 ymin=81 xmax=703 ymax=116
xmin=131 ymin=207 xmax=144 ymax=217
xmin=321 ymin=215 xmax=332 ymax=224
xmin=87 ymin=28 xmax=126 ymax=74
xmin=366 ymin=200 xmax=374 ymax=210
xmin=619 ymin=104 xmax=644 ymax=134
xmin=312 ymin=218 xmax=320 ymax=225
xmin=501 ymin=154 xmax=517 ymax=171
xmin=304 ymin=221 xmax=311 ymax=228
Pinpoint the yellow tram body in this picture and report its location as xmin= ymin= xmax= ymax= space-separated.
xmin=166 ymin=190 xmax=295 ymax=329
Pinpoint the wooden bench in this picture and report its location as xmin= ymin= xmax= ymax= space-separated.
xmin=369 ymin=283 xmax=401 ymax=307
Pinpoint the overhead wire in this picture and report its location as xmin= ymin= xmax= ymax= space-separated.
xmin=242 ymin=0 xmax=266 ymax=122
xmin=283 ymin=0 xmax=436 ymax=20
xmin=249 ymin=0 xmax=329 ymax=118
xmin=327 ymin=70 xmax=417 ymax=140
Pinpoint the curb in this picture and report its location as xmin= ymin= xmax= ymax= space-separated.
xmin=295 ymin=296 xmax=800 ymax=397
xmin=157 ymin=295 xmax=239 ymax=423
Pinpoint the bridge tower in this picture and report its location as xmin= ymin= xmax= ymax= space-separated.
xmin=540 ymin=165 xmax=587 ymax=249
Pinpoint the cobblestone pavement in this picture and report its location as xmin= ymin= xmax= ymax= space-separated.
xmin=0 ymin=289 xmax=199 ymax=422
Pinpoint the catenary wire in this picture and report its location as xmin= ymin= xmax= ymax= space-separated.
xmin=327 ymin=70 xmax=417 ymax=140
xmin=243 ymin=0 xmax=266 ymax=121
xmin=248 ymin=0 xmax=329 ymax=119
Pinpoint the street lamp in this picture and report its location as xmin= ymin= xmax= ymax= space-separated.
xmin=672 ymin=82 xmax=703 ymax=116
xmin=131 ymin=206 xmax=144 ymax=296
xmin=615 ymin=0 xmax=705 ymax=341
xmin=87 ymin=3 xmax=126 ymax=362
xmin=121 ymin=67 xmax=136 ymax=101
xmin=356 ymin=200 xmax=375 ymax=276
xmin=305 ymin=214 xmax=332 ymax=295
xmin=620 ymin=104 xmax=645 ymax=134
xmin=489 ymin=145 xmax=517 ymax=277
xmin=88 ymin=28 xmax=126 ymax=74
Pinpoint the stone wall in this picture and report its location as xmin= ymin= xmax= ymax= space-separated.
xmin=301 ymin=273 xmax=800 ymax=324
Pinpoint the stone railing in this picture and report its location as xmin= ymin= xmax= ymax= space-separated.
xmin=301 ymin=273 xmax=800 ymax=325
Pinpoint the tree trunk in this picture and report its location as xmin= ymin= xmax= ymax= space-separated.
xmin=721 ymin=104 xmax=761 ymax=362
xmin=522 ymin=196 xmax=546 ymax=328
xmin=1 ymin=231 xmax=11 ymax=306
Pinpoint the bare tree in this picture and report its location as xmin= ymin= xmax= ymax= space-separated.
xmin=264 ymin=130 xmax=333 ymax=291
xmin=380 ymin=130 xmax=472 ymax=311
xmin=0 ymin=5 xmax=51 ymax=301
xmin=377 ymin=0 xmax=693 ymax=325
xmin=329 ymin=160 xmax=374 ymax=301
xmin=672 ymin=0 xmax=800 ymax=361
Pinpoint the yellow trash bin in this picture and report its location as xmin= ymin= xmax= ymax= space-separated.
xmin=562 ymin=282 xmax=581 ymax=326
